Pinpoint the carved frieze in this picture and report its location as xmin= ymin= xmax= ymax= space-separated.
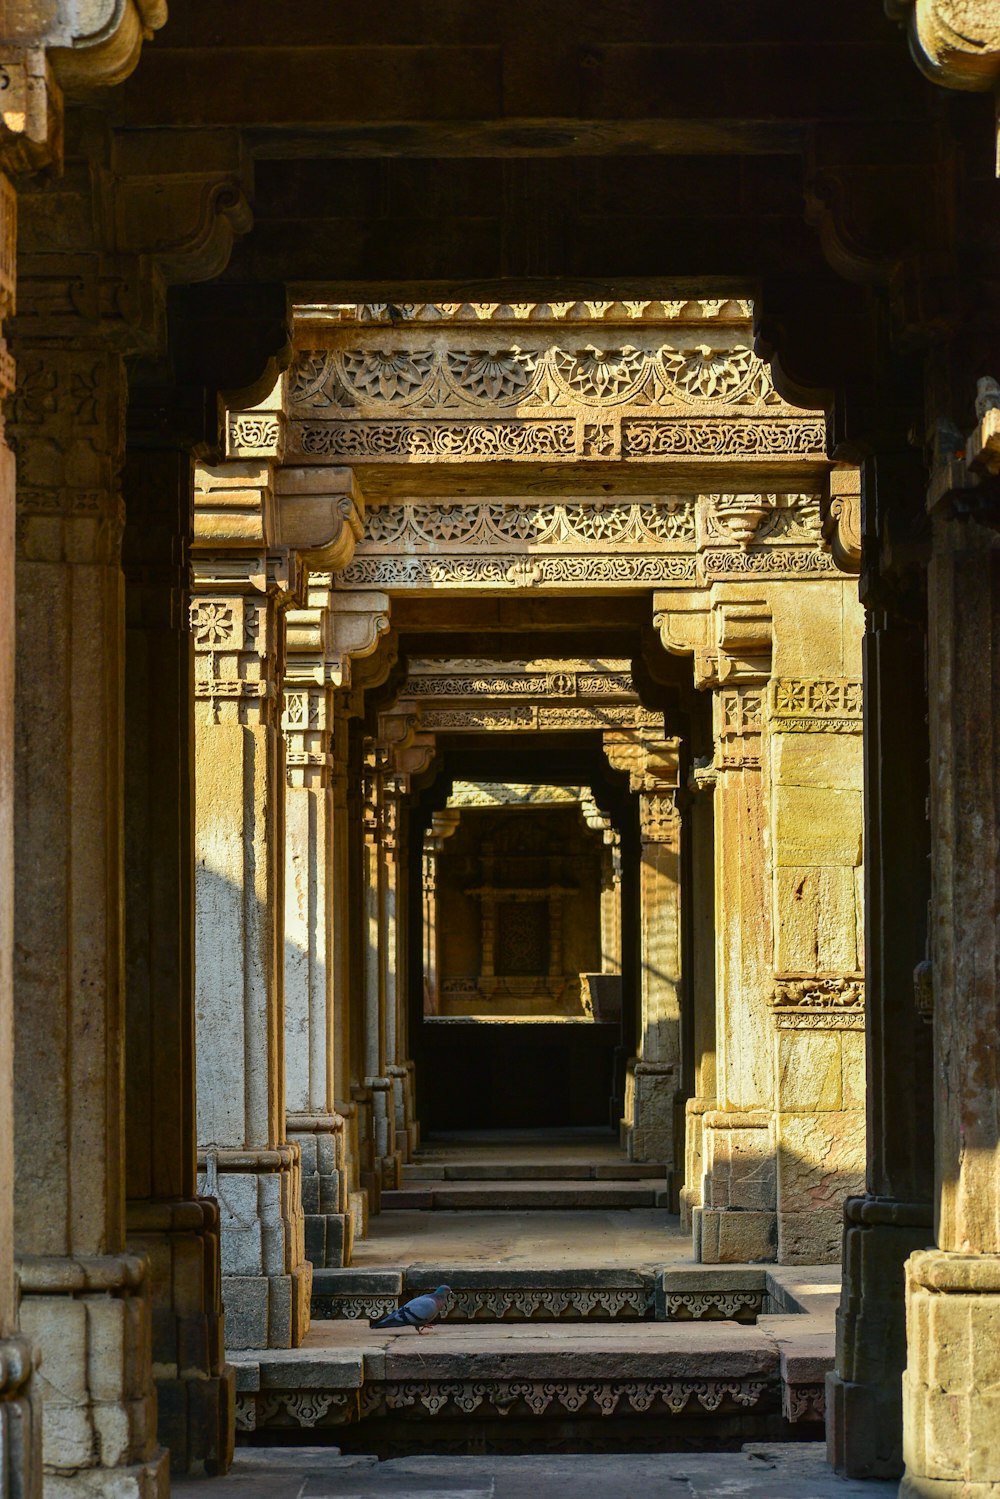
xmin=405 ymin=661 xmax=635 ymax=701
xmin=771 ymin=976 xmax=866 ymax=1030
xmin=420 ymin=704 xmax=663 ymax=733
xmin=330 ymin=492 xmax=830 ymax=593
xmin=770 ymin=678 xmax=863 ymax=734
xmin=287 ymin=317 xmax=826 ymax=480
xmin=238 ymin=1375 xmax=770 ymax=1431
xmin=363 ymin=497 xmax=697 ymax=548
xmin=290 ymin=340 xmax=783 ymax=416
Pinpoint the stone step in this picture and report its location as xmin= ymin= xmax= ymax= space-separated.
xmin=402 ymin=1160 xmax=665 ymax=1182
xmin=230 ymin=1319 xmax=796 ymax=1441
xmin=312 ymin=1268 xmax=658 ymax=1322
xmin=380 ymin=1180 xmax=670 ymax=1211
xmin=311 ymin=1266 xmax=763 ymax=1324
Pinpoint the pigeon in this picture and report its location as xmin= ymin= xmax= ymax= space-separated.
xmin=369 ymin=1284 xmax=452 ymax=1333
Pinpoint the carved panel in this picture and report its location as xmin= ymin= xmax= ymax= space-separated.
xmin=191 ymin=595 xmax=277 ymax=726
xmin=771 ymin=976 xmax=866 ymax=1031
xmin=715 ymin=687 xmax=764 ymax=769
xmin=770 ymin=678 xmax=863 ymax=733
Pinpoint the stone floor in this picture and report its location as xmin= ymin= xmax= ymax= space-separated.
xmin=351 ymin=1207 xmax=689 ymax=1270
xmin=175 ymin=1444 xmax=898 ymax=1497
xmin=356 ymin=1130 xmax=682 ymax=1270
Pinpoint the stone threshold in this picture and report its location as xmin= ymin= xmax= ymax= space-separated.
xmin=402 ymin=1161 xmax=665 ymax=1181
xmin=237 ymin=1262 xmax=838 ymax=1436
xmin=381 ymin=1180 xmax=671 ymax=1210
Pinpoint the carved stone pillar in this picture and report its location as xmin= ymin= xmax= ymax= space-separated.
xmin=282 ymin=579 xmax=349 ymax=1270
xmin=605 ymin=733 xmax=683 ymax=1168
xmin=10 ymin=326 xmax=166 ymax=1491
xmin=696 ymin=603 xmax=776 ymax=1264
xmin=329 ymin=704 xmax=362 ymax=1253
xmin=0 ymin=172 xmax=40 ymax=1499
xmin=422 ymin=808 xmax=459 ymax=1024
xmin=381 ymin=778 xmax=407 ymax=1178
xmin=190 ymin=464 xmax=310 ymax=1350
xmin=679 ymin=769 xmax=717 ymax=1235
xmin=898 ymin=485 xmax=1000 ymax=1498
xmin=378 ymin=708 xmax=421 ymax=1172
xmin=600 ymin=833 xmax=623 ymax=977
xmin=121 ymin=411 xmax=234 ymax=1474
xmin=827 ymin=467 xmax=933 ymax=1478
xmin=360 ymin=747 xmax=394 ymax=1195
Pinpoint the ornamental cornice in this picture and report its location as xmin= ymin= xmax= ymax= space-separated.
xmin=294 ymin=299 xmax=754 ymax=328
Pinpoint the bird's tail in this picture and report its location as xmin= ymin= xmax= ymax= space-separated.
xmin=369 ymin=1309 xmax=405 ymax=1330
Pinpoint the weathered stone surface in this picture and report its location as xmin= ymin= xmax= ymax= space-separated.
xmin=777 ymin=1114 xmax=866 ymax=1216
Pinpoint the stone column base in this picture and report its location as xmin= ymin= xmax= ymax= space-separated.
xmin=387 ymin=1064 xmax=412 ymax=1164
xmin=0 ymin=1334 xmax=40 ymax=1499
xmin=627 ymin=1061 xmax=679 ymax=1165
xmin=336 ymin=1102 xmax=367 ymax=1254
xmin=17 ymin=1254 xmax=167 ymax=1498
xmin=899 ymin=1248 xmax=1000 ymax=1497
xmin=125 ymin=1197 xmax=235 ymax=1475
xmin=826 ymin=1195 xmax=932 ymax=1479
xmin=697 ymin=1111 xmax=776 ymax=1263
xmin=197 ymin=1146 xmax=312 ymax=1349
xmin=287 ymin=1113 xmax=350 ymax=1269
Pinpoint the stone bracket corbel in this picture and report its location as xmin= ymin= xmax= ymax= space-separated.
xmin=112 ymin=130 xmax=253 ymax=286
xmin=0 ymin=47 xmax=61 ymax=174
xmin=603 ymin=730 xmax=681 ymax=794
xmin=49 ymin=0 xmax=167 ymax=93
xmin=926 ymin=400 xmax=1000 ymax=527
xmin=193 ymin=461 xmax=296 ymax=597
xmin=653 ymin=589 xmax=715 ymax=687
xmin=324 ymin=591 xmax=391 ymax=690
xmin=887 ymin=0 xmax=1000 ymax=90
xmin=394 ymin=732 xmax=437 ymax=792
xmin=276 ymin=465 xmax=365 ymax=573
xmin=715 ymin=598 xmax=773 ymax=684
xmin=822 ymin=465 xmax=862 ymax=574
